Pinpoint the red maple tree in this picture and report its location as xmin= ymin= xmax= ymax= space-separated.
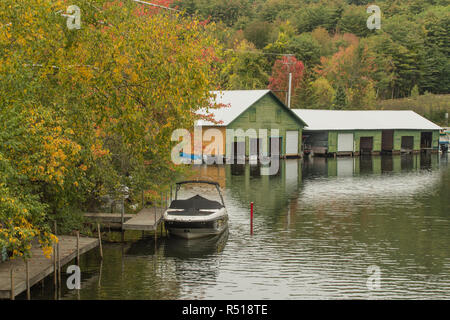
xmin=268 ymin=56 xmax=304 ymax=105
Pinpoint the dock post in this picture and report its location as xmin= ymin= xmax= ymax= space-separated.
xmin=121 ymin=195 xmax=125 ymax=230
xmin=26 ymin=259 xmax=30 ymax=300
xmin=98 ymin=223 xmax=103 ymax=259
xmin=10 ymin=268 xmax=14 ymax=300
xmin=154 ymin=199 xmax=157 ymax=241
xmin=250 ymin=202 xmax=254 ymax=235
xmin=165 ymin=192 xmax=168 ymax=209
xmin=76 ymin=231 xmax=80 ymax=265
xmin=98 ymin=260 xmax=103 ymax=289
xmin=57 ymin=242 xmax=61 ymax=291
xmin=53 ymin=244 xmax=57 ymax=288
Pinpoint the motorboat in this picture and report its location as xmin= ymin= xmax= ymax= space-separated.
xmin=163 ymin=180 xmax=228 ymax=239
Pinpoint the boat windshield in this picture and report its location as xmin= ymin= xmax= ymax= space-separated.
xmin=173 ymin=181 xmax=225 ymax=207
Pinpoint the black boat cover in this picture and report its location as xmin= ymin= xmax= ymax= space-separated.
xmin=169 ymin=194 xmax=224 ymax=210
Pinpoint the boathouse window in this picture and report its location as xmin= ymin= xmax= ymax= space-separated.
xmin=249 ymin=108 xmax=256 ymax=122
xmin=276 ymin=109 xmax=282 ymax=123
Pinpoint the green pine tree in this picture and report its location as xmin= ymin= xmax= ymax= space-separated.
xmin=333 ymin=86 xmax=347 ymax=110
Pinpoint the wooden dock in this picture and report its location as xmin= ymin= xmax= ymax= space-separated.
xmin=0 ymin=235 xmax=99 ymax=299
xmin=84 ymin=212 xmax=135 ymax=228
xmin=122 ymin=207 xmax=165 ymax=231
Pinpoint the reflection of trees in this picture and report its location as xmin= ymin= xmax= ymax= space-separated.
xmin=293 ymin=154 xmax=449 ymax=274
xmin=64 ymin=242 xmax=181 ymax=300
xmin=223 ymin=154 xmax=448 ymax=275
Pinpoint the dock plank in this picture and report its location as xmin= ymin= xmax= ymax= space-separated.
xmin=84 ymin=212 xmax=135 ymax=223
xmin=122 ymin=208 xmax=165 ymax=231
xmin=0 ymin=235 xmax=98 ymax=299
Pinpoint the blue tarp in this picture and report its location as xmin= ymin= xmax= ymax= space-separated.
xmin=179 ymin=152 xmax=202 ymax=160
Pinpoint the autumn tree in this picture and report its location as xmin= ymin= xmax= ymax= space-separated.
xmin=244 ymin=21 xmax=272 ymax=49
xmin=268 ymin=56 xmax=305 ymax=106
xmin=0 ymin=0 xmax=220 ymax=258
xmin=315 ymin=37 xmax=377 ymax=108
xmin=311 ymin=77 xmax=335 ymax=109
xmin=221 ymin=40 xmax=269 ymax=89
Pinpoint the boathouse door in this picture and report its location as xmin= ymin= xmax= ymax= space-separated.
xmin=420 ymin=132 xmax=432 ymax=149
xmin=401 ymin=136 xmax=414 ymax=152
xmin=382 ymin=130 xmax=394 ymax=152
xmin=285 ymin=131 xmax=299 ymax=156
xmin=360 ymin=137 xmax=373 ymax=154
xmin=337 ymin=133 xmax=354 ymax=152
xmin=269 ymin=137 xmax=282 ymax=157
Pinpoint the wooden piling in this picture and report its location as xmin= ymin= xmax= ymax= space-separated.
xmin=121 ymin=196 xmax=125 ymax=230
xmin=76 ymin=231 xmax=80 ymax=265
xmin=250 ymin=202 xmax=254 ymax=235
xmin=53 ymin=244 xmax=57 ymax=288
xmin=26 ymin=259 xmax=30 ymax=300
xmin=97 ymin=223 xmax=103 ymax=259
xmin=57 ymin=243 xmax=61 ymax=289
xmin=98 ymin=260 xmax=103 ymax=289
xmin=10 ymin=268 xmax=14 ymax=300
xmin=98 ymin=223 xmax=103 ymax=259
xmin=165 ymin=192 xmax=168 ymax=209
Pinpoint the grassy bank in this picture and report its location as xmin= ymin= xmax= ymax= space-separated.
xmin=376 ymin=94 xmax=450 ymax=126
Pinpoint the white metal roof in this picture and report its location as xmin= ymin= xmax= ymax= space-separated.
xmin=195 ymin=90 xmax=270 ymax=126
xmin=292 ymin=109 xmax=441 ymax=131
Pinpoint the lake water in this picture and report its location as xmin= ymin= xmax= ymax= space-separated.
xmin=28 ymin=154 xmax=450 ymax=299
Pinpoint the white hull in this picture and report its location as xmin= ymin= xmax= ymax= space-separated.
xmin=164 ymin=208 xmax=228 ymax=240
xmin=169 ymin=225 xmax=228 ymax=239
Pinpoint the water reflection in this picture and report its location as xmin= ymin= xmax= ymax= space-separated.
xmin=29 ymin=153 xmax=449 ymax=299
xmin=189 ymin=154 xmax=450 ymax=299
xmin=163 ymin=229 xmax=229 ymax=259
xmin=211 ymin=154 xmax=443 ymax=210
